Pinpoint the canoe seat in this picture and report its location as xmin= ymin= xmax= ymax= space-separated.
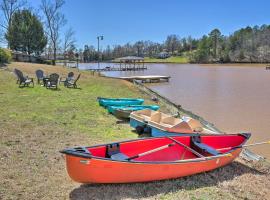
xmin=105 ymin=143 xmax=128 ymax=161
xmin=111 ymin=153 xmax=128 ymax=161
xmin=191 ymin=136 xmax=220 ymax=156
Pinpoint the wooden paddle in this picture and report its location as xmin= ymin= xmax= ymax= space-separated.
xmin=127 ymin=143 xmax=176 ymax=161
xmin=217 ymin=140 xmax=270 ymax=151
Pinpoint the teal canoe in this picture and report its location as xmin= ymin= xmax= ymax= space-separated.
xmin=98 ymin=97 xmax=144 ymax=107
xmin=107 ymin=105 xmax=160 ymax=114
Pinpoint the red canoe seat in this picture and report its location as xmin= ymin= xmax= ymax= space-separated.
xmin=191 ymin=136 xmax=221 ymax=156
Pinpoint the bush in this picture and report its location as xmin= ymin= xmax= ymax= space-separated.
xmin=43 ymin=60 xmax=53 ymax=65
xmin=0 ymin=48 xmax=12 ymax=64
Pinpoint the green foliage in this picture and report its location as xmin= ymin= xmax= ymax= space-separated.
xmin=43 ymin=60 xmax=53 ymax=65
xmin=208 ymin=29 xmax=222 ymax=59
xmin=192 ymin=36 xmax=211 ymax=63
xmin=144 ymin=56 xmax=189 ymax=63
xmin=0 ymin=48 xmax=12 ymax=64
xmin=6 ymin=9 xmax=47 ymax=55
xmin=191 ymin=25 xmax=270 ymax=63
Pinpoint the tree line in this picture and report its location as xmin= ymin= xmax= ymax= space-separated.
xmin=82 ymin=25 xmax=270 ymax=63
xmin=1 ymin=0 xmax=270 ymax=64
xmin=191 ymin=26 xmax=270 ymax=63
xmin=82 ymin=35 xmax=198 ymax=62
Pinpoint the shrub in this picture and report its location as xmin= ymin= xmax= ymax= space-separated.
xmin=43 ymin=60 xmax=53 ymax=65
xmin=0 ymin=48 xmax=12 ymax=64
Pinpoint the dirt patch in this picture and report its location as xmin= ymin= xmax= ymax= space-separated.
xmin=0 ymin=122 xmax=85 ymax=199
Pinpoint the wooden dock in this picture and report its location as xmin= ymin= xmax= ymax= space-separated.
xmin=119 ymin=75 xmax=170 ymax=83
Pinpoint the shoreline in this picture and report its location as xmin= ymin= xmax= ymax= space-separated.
xmin=82 ymin=61 xmax=270 ymax=66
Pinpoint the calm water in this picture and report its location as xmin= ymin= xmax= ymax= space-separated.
xmin=80 ymin=63 xmax=270 ymax=158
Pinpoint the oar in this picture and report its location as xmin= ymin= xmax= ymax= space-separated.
xmin=217 ymin=140 xmax=270 ymax=151
xmin=127 ymin=143 xmax=175 ymax=161
xmin=167 ymin=136 xmax=205 ymax=158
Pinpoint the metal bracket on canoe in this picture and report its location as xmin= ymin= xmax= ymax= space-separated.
xmin=60 ymin=147 xmax=92 ymax=158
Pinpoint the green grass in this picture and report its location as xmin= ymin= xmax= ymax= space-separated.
xmin=0 ymin=70 xmax=142 ymax=143
xmin=144 ymin=56 xmax=189 ymax=63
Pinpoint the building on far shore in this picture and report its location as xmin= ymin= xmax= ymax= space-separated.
xmin=156 ymin=52 xmax=170 ymax=59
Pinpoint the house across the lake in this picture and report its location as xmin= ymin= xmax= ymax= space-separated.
xmin=156 ymin=52 xmax=170 ymax=59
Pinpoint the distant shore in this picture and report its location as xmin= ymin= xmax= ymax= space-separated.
xmin=84 ymin=60 xmax=270 ymax=67
xmin=80 ymin=55 xmax=270 ymax=65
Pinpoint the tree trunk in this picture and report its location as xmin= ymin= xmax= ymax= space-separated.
xmin=53 ymin=47 xmax=56 ymax=65
xmin=64 ymin=53 xmax=67 ymax=66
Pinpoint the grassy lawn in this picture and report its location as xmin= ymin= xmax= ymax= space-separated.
xmin=0 ymin=62 xmax=269 ymax=200
xmin=144 ymin=56 xmax=189 ymax=63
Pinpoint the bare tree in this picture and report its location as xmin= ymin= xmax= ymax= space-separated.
xmin=0 ymin=28 xmax=4 ymax=44
xmin=63 ymin=27 xmax=75 ymax=65
xmin=0 ymin=0 xmax=27 ymax=47
xmin=41 ymin=0 xmax=66 ymax=65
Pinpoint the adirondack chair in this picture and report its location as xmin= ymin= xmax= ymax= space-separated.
xmin=35 ymin=69 xmax=45 ymax=84
xmin=66 ymin=74 xmax=81 ymax=88
xmin=60 ymin=72 xmax=74 ymax=85
xmin=13 ymin=69 xmax=20 ymax=84
xmin=46 ymin=73 xmax=59 ymax=89
xmin=14 ymin=68 xmax=34 ymax=88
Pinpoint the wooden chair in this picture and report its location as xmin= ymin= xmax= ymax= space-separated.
xmin=46 ymin=73 xmax=59 ymax=89
xmin=66 ymin=74 xmax=81 ymax=88
xmin=60 ymin=72 xmax=74 ymax=85
xmin=14 ymin=68 xmax=34 ymax=88
xmin=13 ymin=69 xmax=20 ymax=84
xmin=35 ymin=69 xmax=45 ymax=84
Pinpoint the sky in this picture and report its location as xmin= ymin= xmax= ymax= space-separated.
xmin=7 ymin=0 xmax=270 ymax=49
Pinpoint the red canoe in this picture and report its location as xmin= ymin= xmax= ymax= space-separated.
xmin=60 ymin=133 xmax=250 ymax=183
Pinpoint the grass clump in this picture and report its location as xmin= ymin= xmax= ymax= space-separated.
xmin=144 ymin=56 xmax=189 ymax=63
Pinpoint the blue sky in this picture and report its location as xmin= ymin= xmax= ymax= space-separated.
xmin=22 ymin=0 xmax=270 ymax=49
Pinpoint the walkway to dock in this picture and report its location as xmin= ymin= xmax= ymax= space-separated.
xmin=119 ymin=75 xmax=170 ymax=83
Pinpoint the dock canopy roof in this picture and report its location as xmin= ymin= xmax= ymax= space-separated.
xmin=117 ymin=56 xmax=144 ymax=61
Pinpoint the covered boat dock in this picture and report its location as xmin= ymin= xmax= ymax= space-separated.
xmin=117 ymin=56 xmax=147 ymax=71
xmin=87 ymin=56 xmax=147 ymax=71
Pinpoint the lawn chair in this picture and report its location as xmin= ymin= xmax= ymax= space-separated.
xmin=46 ymin=73 xmax=59 ymax=89
xmin=66 ymin=73 xmax=81 ymax=88
xmin=14 ymin=68 xmax=34 ymax=88
xmin=35 ymin=69 xmax=45 ymax=84
xmin=13 ymin=69 xmax=20 ymax=84
xmin=60 ymin=72 xmax=74 ymax=85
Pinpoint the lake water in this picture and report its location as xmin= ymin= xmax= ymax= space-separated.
xmin=80 ymin=63 xmax=270 ymax=159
